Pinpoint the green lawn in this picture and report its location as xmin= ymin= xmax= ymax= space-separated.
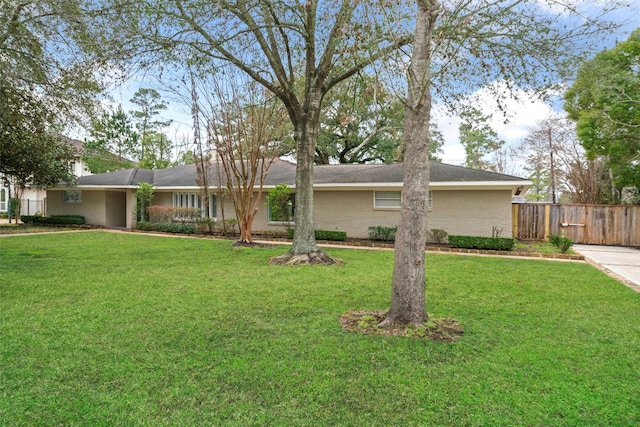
xmin=1 ymin=231 xmax=639 ymax=426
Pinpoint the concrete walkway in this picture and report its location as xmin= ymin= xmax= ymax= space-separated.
xmin=573 ymin=245 xmax=640 ymax=292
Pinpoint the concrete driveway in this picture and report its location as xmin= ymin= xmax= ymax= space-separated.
xmin=573 ymin=245 xmax=640 ymax=292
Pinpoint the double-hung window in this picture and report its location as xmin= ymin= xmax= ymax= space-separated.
xmin=373 ymin=191 xmax=432 ymax=209
xmin=374 ymin=191 xmax=401 ymax=209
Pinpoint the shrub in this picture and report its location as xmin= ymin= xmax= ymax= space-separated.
xmin=315 ymin=230 xmax=347 ymax=241
xmin=148 ymin=206 xmax=174 ymax=223
xmin=195 ymin=217 xmax=217 ymax=234
xmin=135 ymin=182 xmax=155 ymax=222
xmin=20 ymin=215 xmax=85 ymax=225
xmin=173 ymin=207 xmax=202 ymax=224
xmin=557 ymin=237 xmax=573 ymax=253
xmin=548 ymin=234 xmax=562 ymax=247
xmin=287 ymin=228 xmax=347 ymax=241
xmin=267 ymin=184 xmax=293 ymax=222
xmin=136 ymin=221 xmax=196 ymax=234
xmin=448 ymin=235 xmax=515 ymax=251
xmin=9 ymin=198 xmax=20 ymax=218
xmin=223 ymin=218 xmax=238 ymax=234
xmin=429 ymin=228 xmax=448 ymax=244
xmin=549 ymin=234 xmax=573 ymax=253
xmin=368 ymin=226 xmax=397 ymax=241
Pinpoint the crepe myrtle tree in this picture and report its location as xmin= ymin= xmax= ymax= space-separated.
xmin=204 ymin=74 xmax=290 ymax=244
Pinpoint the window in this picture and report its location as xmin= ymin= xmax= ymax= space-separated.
xmin=173 ymin=192 xmax=217 ymax=218
xmin=373 ymin=191 xmax=432 ymax=209
xmin=63 ymin=190 xmax=82 ymax=203
xmin=268 ymin=193 xmax=295 ymax=222
xmin=374 ymin=191 xmax=401 ymax=208
xmin=0 ymin=188 xmax=5 ymax=211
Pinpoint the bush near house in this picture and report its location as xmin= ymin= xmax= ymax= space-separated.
xmin=368 ymin=226 xmax=397 ymax=241
xmin=448 ymin=235 xmax=515 ymax=251
xmin=20 ymin=215 xmax=85 ymax=225
xmin=429 ymin=228 xmax=449 ymax=244
xmin=136 ymin=221 xmax=196 ymax=234
xmin=287 ymin=228 xmax=347 ymax=241
xmin=148 ymin=206 xmax=174 ymax=223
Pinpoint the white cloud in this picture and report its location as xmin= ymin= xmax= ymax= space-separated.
xmin=435 ymin=80 xmax=564 ymax=167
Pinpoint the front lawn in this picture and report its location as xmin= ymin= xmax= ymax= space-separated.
xmin=1 ymin=232 xmax=638 ymax=425
xmin=0 ymin=224 xmax=80 ymax=234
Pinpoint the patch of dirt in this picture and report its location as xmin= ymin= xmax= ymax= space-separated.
xmin=340 ymin=310 xmax=463 ymax=342
xmin=268 ymin=250 xmax=343 ymax=266
xmin=231 ymin=241 xmax=277 ymax=249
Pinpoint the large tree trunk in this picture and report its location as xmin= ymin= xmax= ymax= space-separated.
xmin=290 ymin=92 xmax=321 ymax=255
xmin=383 ymin=0 xmax=439 ymax=326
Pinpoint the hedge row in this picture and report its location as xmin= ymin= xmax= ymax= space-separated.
xmin=448 ymin=235 xmax=515 ymax=251
xmin=286 ymin=228 xmax=347 ymax=241
xmin=20 ymin=215 xmax=85 ymax=225
xmin=136 ymin=221 xmax=197 ymax=234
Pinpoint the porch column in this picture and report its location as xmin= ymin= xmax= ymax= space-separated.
xmin=125 ymin=188 xmax=137 ymax=229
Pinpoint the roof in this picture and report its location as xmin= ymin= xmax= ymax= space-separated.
xmin=73 ymin=158 xmax=530 ymax=189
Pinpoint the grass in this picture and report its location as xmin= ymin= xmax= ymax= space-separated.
xmin=513 ymin=239 xmax=574 ymax=255
xmin=1 ymin=231 xmax=639 ymax=425
xmin=0 ymin=224 xmax=80 ymax=234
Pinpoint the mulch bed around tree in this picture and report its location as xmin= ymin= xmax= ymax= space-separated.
xmin=340 ymin=310 xmax=464 ymax=342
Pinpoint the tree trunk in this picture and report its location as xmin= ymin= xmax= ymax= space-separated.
xmin=383 ymin=0 xmax=439 ymax=326
xmin=290 ymin=91 xmax=322 ymax=255
xmin=239 ymin=216 xmax=253 ymax=243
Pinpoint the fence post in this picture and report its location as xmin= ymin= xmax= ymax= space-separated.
xmin=512 ymin=204 xmax=519 ymax=239
xmin=544 ymin=204 xmax=551 ymax=239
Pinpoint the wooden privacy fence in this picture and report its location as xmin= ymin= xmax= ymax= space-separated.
xmin=512 ymin=203 xmax=640 ymax=247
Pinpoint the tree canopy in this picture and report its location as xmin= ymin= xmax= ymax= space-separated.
xmin=0 ymin=85 xmax=77 ymax=189
xmin=1 ymin=1 xmax=104 ymax=189
xmin=564 ymin=28 xmax=640 ymax=191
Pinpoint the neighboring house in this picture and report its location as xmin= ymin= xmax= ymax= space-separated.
xmin=46 ymin=159 xmax=531 ymax=238
xmin=1 ymin=137 xmax=92 ymax=216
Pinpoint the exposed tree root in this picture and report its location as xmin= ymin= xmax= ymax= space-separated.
xmin=340 ymin=310 xmax=463 ymax=342
xmin=268 ymin=250 xmax=343 ymax=266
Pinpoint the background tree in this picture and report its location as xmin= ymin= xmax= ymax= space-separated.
xmin=458 ymin=107 xmax=505 ymax=171
xmin=564 ymin=28 xmax=640 ymax=198
xmin=556 ymin=139 xmax=608 ymax=205
xmin=130 ymin=88 xmax=173 ymax=168
xmin=137 ymin=132 xmax=173 ymax=170
xmin=316 ymin=75 xmax=404 ymax=164
xmin=89 ymin=0 xmax=413 ymax=263
xmin=315 ymin=72 xmax=446 ymax=165
xmin=518 ymin=126 xmax=552 ymax=202
xmin=83 ymin=105 xmax=138 ymax=173
xmin=520 ymin=116 xmax=614 ymax=204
